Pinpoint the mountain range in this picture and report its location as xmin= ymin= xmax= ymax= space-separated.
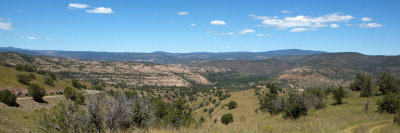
xmin=1 ymin=47 xmax=399 ymax=90
xmin=0 ymin=47 xmax=326 ymax=64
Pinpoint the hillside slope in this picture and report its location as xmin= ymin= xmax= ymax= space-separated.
xmin=190 ymin=52 xmax=400 ymax=89
xmin=0 ymin=65 xmax=70 ymax=95
xmin=0 ymin=52 xmax=227 ymax=87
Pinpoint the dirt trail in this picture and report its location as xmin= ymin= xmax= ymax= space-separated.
xmin=368 ymin=121 xmax=392 ymax=133
xmin=340 ymin=120 xmax=392 ymax=133
xmin=17 ymin=95 xmax=63 ymax=100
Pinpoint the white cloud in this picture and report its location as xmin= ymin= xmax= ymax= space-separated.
xmin=281 ymin=10 xmax=292 ymax=14
xmin=249 ymin=14 xmax=270 ymax=20
xmin=257 ymin=34 xmax=269 ymax=37
xmin=215 ymin=32 xmax=235 ymax=36
xmin=45 ymin=38 xmax=51 ymax=41
xmin=68 ymin=3 xmax=89 ymax=9
xmin=239 ymin=29 xmax=255 ymax=34
xmin=252 ymin=13 xmax=353 ymax=31
xmin=359 ymin=23 xmax=383 ymax=28
xmin=177 ymin=11 xmax=189 ymax=15
xmin=210 ymin=20 xmax=226 ymax=25
xmin=0 ymin=22 xmax=13 ymax=30
xmin=206 ymin=30 xmax=235 ymax=36
xmin=190 ymin=24 xmax=196 ymax=26
xmin=361 ymin=17 xmax=372 ymax=22
xmin=290 ymin=28 xmax=311 ymax=32
xmin=86 ymin=7 xmax=113 ymax=14
xmin=27 ymin=36 xmax=38 ymax=40
xmin=330 ymin=23 xmax=339 ymax=28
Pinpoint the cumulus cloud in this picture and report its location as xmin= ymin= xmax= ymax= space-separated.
xmin=281 ymin=10 xmax=292 ymax=14
xmin=290 ymin=28 xmax=311 ymax=32
xmin=210 ymin=20 xmax=226 ymax=25
xmin=330 ymin=23 xmax=339 ymax=28
xmin=249 ymin=14 xmax=271 ymax=20
xmin=359 ymin=23 xmax=383 ymax=28
xmin=177 ymin=11 xmax=189 ymax=15
xmin=86 ymin=7 xmax=113 ymax=14
xmin=190 ymin=24 xmax=196 ymax=26
xmin=361 ymin=17 xmax=372 ymax=22
xmin=0 ymin=22 xmax=13 ymax=30
xmin=252 ymin=13 xmax=353 ymax=31
xmin=239 ymin=29 xmax=255 ymax=34
xmin=68 ymin=3 xmax=89 ymax=9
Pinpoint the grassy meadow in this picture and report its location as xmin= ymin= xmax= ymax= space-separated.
xmin=0 ymin=84 xmax=399 ymax=132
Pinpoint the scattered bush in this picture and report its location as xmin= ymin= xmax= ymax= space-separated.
xmin=0 ymin=89 xmax=17 ymax=106
xmin=28 ymin=84 xmax=46 ymax=102
xmin=28 ymin=73 xmax=36 ymax=80
xmin=16 ymin=74 xmax=31 ymax=85
xmin=36 ymin=101 xmax=89 ymax=132
xmin=377 ymin=73 xmax=400 ymax=95
xmin=48 ymin=72 xmax=57 ymax=81
xmin=91 ymin=85 xmax=104 ymax=91
xmin=218 ymin=93 xmax=231 ymax=100
xmin=15 ymin=64 xmax=36 ymax=72
xmin=227 ymin=101 xmax=237 ymax=110
xmin=221 ymin=113 xmax=233 ymax=125
xmin=267 ymin=83 xmax=281 ymax=94
xmin=72 ymin=79 xmax=83 ymax=89
xmin=283 ymin=92 xmax=308 ymax=119
xmin=63 ymin=87 xmax=85 ymax=105
xmin=259 ymin=93 xmax=283 ymax=115
xmin=350 ymin=73 xmax=374 ymax=97
xmin=124 ymin=91 xmax=138 ymax=99
xmin=165 ymin=98 xmax=193 ymax=127
xmin=303 ymin=88 xmax=326 ymax=109
xmin=44 ymin=76 xmax=55 ymax=86
xmin=203 ymin=108 xmax=208 ymax=113
xmin=199 ymin=117 xmax=205 ymax=124
xmin=377 ymin=93 xmax=400 ymax=113
xmin=333 ymin=86 xmax=348 ymax=104
xmin=208 ymin=107 xmax=214 ymax=114
xmin=131 ymin=102 xmax=151 ymax=128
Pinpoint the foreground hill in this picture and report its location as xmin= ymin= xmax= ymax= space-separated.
xmin=0 ymin=52 xmax=227 ymax=87
xmin=0 ymin=65 xmax=70 ymax=95
xmin=0 ymin=47 xmax=326 ymax=64
xmin=2 ymin=89 xmax=399 ymax=133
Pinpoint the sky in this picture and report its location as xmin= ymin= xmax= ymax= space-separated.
xmin=0 ymin=0 xmax=399 ymax=55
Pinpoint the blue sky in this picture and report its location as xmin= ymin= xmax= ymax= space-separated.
xmin=0 ymin=0 xmax=399 ymax=55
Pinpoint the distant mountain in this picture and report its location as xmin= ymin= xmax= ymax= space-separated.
xmin=0 ymin=47 xmax=326 ymax=64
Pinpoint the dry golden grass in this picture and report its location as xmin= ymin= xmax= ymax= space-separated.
xmin=139 ymin=90 xmax=400 ymax=133
xmin=0 ymin=96 xmax=65 ymax=133
xmin=1 ymin=89 xmax=400 ymax=133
